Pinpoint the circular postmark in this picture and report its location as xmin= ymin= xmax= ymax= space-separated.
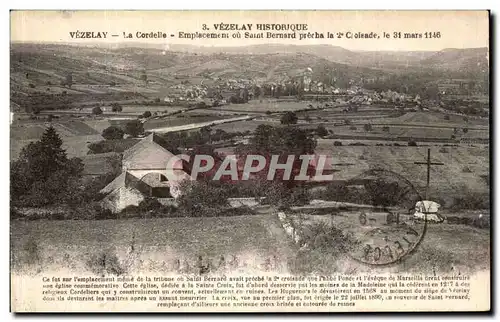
xmin=330 ymin=169 xmax=427 ymax=266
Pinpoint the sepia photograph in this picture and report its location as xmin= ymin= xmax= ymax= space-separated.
xmin=9 ymin=10 xmax=490 ymax=312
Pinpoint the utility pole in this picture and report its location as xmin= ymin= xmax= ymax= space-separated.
xmin=414 ymin=148 xmax=445 ymax=200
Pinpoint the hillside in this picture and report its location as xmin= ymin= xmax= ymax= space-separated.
xmin=420 ymin=47 xmax=489 ymax=74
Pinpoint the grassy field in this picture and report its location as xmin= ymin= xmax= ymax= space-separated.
xmin=10 ymin=214 xmax=296 ymax=275
xmin=288 ymin=212 xmax=490 ymax=275
xmin=10 ymin=211 xmax=489 ymax=276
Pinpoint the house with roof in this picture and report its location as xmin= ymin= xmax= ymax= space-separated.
xmin=100 ymin=133 xmax=190 ymax=213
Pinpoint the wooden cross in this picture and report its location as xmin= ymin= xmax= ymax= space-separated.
xmin=414 ymin=148 xmax=445 ymax=200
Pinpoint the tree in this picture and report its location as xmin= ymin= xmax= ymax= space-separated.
xmin=177 ymin=180 xmax=230 ymax=217
xmin=11 ymin=126 xmax=83 ymax=205
xmin=142 ymin=111 xmax=152 ymax=118
xmin=92 ymin=106 xmax=103 ymax=115
xmin=253 ymin=85 xmax=261 ymax=99
xmin=111 ymin=103 xmax=122 ymax=112
xmin=140 ymin=71 xmax=148 ymax=85
xmin=463 ymin=128 xmax=469 ymax=134
xmin=316 ymin=125 xmax=328 ymax=137
xmin=280 ymin=111 xmax=298 ymax=125
xmin=240 ymin=88 xmax=249 ymax=103
xmin=125 ymin=120 xmax=144 ymax=137
xmin=408 ymin=140 xmax=417 ymax=146
xmin=102 ymin=126 xmax=124 ymax=140
xmin=365 ymin=180 xmax=402 ymax=208
xmin=363 ymin=123 xmax=373 ymax=132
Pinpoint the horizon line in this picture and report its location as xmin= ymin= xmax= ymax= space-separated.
xmin=9 ymin=40 xmax=489 ymax=53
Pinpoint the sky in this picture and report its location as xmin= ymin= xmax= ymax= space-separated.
xmin=10 ymin=10 xmax=489 ymax=51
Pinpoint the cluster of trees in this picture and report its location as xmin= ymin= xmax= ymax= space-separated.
xmin=101 ymin=120 xmax=145 ymax=140
xmin=261 ymin=83 xmax=305 ymax=98
xmin=441 ymin=100 xmax=488 ymax=117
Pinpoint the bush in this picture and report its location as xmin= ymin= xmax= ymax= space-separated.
xmin=315 ymin=125 xmax=328 ymax=137
xmin=111 ymin=103 xmax=122 ymax=112
xmin=349 ymin=126 xmax=357 ymax=131
xmin=142 ymin=111 xmax=152 ymax=118
xmin=408 ymin=140 xmax=417 ymax=146
xmin=462 ymin=166 xmax=472 ymax=173
xmin=382 ymin=126 xmax=390 ymax=132
xmin=451 ymin=190 xmax=489 ymax=210
xmin=125 ymin=120 xmax=145 ymax=137
xmin=439 ymin=147 xmax=449 ymax=153
xmin=92 ymin=106 xmax=103 ymax=115
xmin=333 ymin=141 xmax=343 ymax=146
xmin=363 ymin=124 xmax=373 ymax=132
xmin=86 ymin=249 xmax=126 ymax=276
xmin=265 ymin=111 xmax=272 ymax=115
xmin=463 ymin=128 xmax=469 ymax=134
xmin=28 ymin=83 xmax=35 ymax=88
xmin=138 ymin=197 xmax=163 ymax=212
xmin=280 ymin=111 xmax=298 ymax=125
xmin=102 ymin=126 xmax=124 ymax=140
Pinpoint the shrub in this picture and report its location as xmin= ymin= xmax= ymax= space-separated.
xmin=92 ymin=106 xmax=103 ymax=115
xmin=111 ymin=103 xmax=122 ymax=112
xmin=280 ymin=111 xmax=298 ymax=125
xmin=439 ymin=147 xmax=449 ymax=153
xmin=265 ymin=111 xmax=272 ymax=115
xmin=315 ymin=125 xmax=328 ymax=137
xmin=349 ymin=126 xmax=357 ymax=131
xmin=86 ymin=249 xmax=126 ymax=276
xmin=102 ymin=126 xmax=124 ymax=140
xmin=463 ymin=128 xmax=469 ymax=134
xmin=142 ymin=111 xmax=152 ymax=118
xmin=382 ymin=126 xmax=390 ymax=132
xmin=451 ymin=191 xmax=489 ymax=210
xmin=28 ymin=83 xmax=35 ymax=88
xmin=333 ymin=141 xmax=343 ymax=146
xmin=408 ymin=140 xmax=417 ymax=146
xmin=363 ymin=123 xmax=373 ymax=132
xmin=125 ymin=120 xmax=145 ymax=137
xmin=138 ymin=197 xmax=163 ymax=212
xmin=23 ymin=238 xmax=40 ymax=265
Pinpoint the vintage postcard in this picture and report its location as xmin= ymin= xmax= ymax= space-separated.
xmin=10 ymin=10 xmax=490 ymax=312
